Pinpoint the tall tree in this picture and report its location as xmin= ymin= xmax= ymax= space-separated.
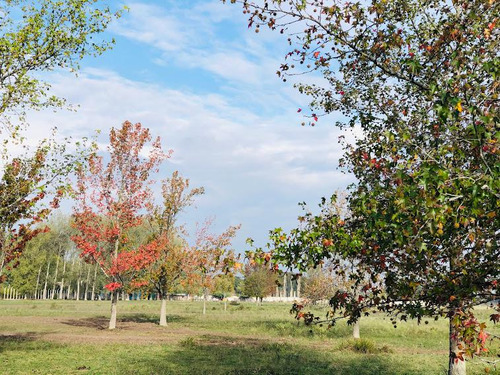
xmin=0 ymin=138 xmax=85 ymax=283
xmin=0 ymin=0 xmax=123 ymax=127
xmin=214 ymin=273 xmax=235 ymax=311
xmin=192 ymin=220 xmax=240 ymax=315
xmin=242 ymin=263 xmax=277 ymax=304
xmin=0 ymin=0 xmax=121 ymax=284
xmin=146 ymin=171 xmax=204 ymax=326
xmin=72 ymin=121 xmax=170 ymax=329
xmin=225 ymin=1 xmax=499 ymax=373
xmin=302 ymin=267 xmax=335 ymax=306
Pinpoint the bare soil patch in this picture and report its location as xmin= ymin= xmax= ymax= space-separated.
xmin=0 ymin=315 xmax=199 ymax=345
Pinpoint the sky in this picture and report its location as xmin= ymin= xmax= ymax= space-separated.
xmin=24 ymin=0 xmax=355 ymax=252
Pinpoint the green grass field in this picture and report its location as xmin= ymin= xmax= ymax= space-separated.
xmin=0 ymin=300 xmax=498 ymax=375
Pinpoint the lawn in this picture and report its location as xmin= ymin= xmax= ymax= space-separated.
xmin=0 ymin=300 xmax=498 ymax=374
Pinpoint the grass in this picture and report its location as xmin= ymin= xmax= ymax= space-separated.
xmin=0 ymin=299 xmax=498 ymax=374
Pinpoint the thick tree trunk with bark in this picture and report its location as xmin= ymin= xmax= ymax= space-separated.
xmin=109 ymin=290 xmax=118 ymax=330
xmin=448 ymin=317 xmax=466 ymax=375
xmin=159 ymin=296 xmax=168 ymax=326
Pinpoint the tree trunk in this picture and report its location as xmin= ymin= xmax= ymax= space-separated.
xmin=224 ymin=299 xmax=227 ymax=311
xmin=202 ymin=288 xmax=207 ymax=315
xmin=91 ymin=264 xmax=98 ymax=301
xmin=296 ymin=275 xmax=301 ymax=298
xmin=43 ymin=260 xmax=51 ymax=299
xmin=448 ymin=317 xmax=466 ymax=375
xmin=51 ymin=255 xmax=60 ymax=299
xmin=59 ymin=257 xmax=67 ymax=300
xmin=75 ymin=260 xmax=82 ymax=301
xmin=159 ymin=297 xmax=168 ymax=326
xmin=283 ymin=272 xmax=287 ymax=297
xmin=352 ymin=319 xmax=360 ymax=339
xmin=76 ymin=280 xmax=81 ymax=301
xmin=35 ymin=265 xmax=42 ymax=300
xmin=109 ymin=290 xmax=118 ymax=330
xmin=84 ymin=266 xmax=91 ymax=300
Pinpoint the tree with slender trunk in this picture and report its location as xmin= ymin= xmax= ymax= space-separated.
xmin=225 ymin=1 xmax=499 ymax=372
xmin=242 ymin=263 xmax=277 ymax=305
xmin=192 ymin=220 xmax=240 ymax=315
xmin=144 ymin=171 xmax=204 ymax=326
xmin=91 ymin=264 xmax=98 ymax=301
xmin=72 ymin=121 xmax=170 ymax=329
xmin=0 ymin=0 xmax=122 ymax=128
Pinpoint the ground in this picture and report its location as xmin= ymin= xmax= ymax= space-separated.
xmin=0 ymin=300 xmax=498 ymax=374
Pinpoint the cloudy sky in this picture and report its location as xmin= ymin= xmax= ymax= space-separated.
xmin=25 ymin=0 xmax=354 ymax=251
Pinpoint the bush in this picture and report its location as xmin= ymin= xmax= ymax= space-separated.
xmin=336 ymin=338 xmax=393 ymax=354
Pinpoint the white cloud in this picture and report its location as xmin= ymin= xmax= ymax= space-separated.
xmin=11 ymin=0 xmax=356 ymax=252
xmin=20 ymin=68 xmax=352 ymax=250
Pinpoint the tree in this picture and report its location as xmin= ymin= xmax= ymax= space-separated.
xmin=0 ymin=137 xmax=84 ymax=283
xmin=242 ymin=263 xmax=277 ymax=304
xmin=0 ymin=0 xmax=123 ymax=127
xmin=72 ymin=121 xmax=170 ymax=329
xmin=302 ymin=267 xmax=335 ymax=306
xmin=213 ymin=273 xmax=235 ymax=311
xmin=145 ymin=171 xmax=204 ymax=326
xmin=0 ymin=0 xmax=121 ymax=285
xmin=226 ymin=1 xmax=499 ymax=373
xmin=192 ymin=220 xmax=240 ymax=315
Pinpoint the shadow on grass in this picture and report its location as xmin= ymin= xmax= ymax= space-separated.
xmin=119 ymin=313 xmax=191 ymax=325
xmin=0 ymin=332 xmax=62 ymax=353
xmin=61 ymin=314 xmax=190 ymax=329
xmin=116 ymin=334 xmax=400 ymax=375
xmin=61 ymin=316 xmax=109 ymax=330
xmin=238 ymin=318 xmax=353 ymax=339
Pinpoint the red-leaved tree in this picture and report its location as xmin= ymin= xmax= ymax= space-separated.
xmin=191 ymin=219 xmax=240 ymax=315
xmin=72 ymin=121 xmax=170 ymax=329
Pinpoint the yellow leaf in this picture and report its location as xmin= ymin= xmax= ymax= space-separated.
xmin=456 ymin=101 xmax=463 ymax=112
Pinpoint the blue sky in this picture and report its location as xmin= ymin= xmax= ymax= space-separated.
xmin=25 ymin=0 xmax=354 ymax=252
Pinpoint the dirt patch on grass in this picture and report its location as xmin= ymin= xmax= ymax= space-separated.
xmin=0 ymin=315 xmax=200 ymax=345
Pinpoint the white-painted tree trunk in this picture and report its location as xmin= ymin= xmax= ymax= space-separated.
xmin=91 ymin=264 xmax=98 ymax=301
xmin=84 ymin=267 xmax=91 ymax=300
xmin=59 ymin=258 xmax=67 ymax=300
xmin=352 ymin=319 xmax=360 ymax=339
xmin=51 ymin=255 xmax=60 ymax=299
xmin=76 ymin=280 xmax=81 ymax=301
xmin=159 ymin=297 xmax=168 ymax=326
xmin=296 ymin=275 xmax=301 ymax=298
xmin=203 ymin=289 xmax=207 ymax=315
xmin=35 ymin=265 xmax=42 ymax=300
xmin=43 ymin=260 xmax=51 ymax=299
xmin=283 ymin=273 xmax=287 ymax=297
xmin=109 ymin=290 xmax=118 ymax=330
xmin=448 ymin=318 xmax=466 ymax=375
